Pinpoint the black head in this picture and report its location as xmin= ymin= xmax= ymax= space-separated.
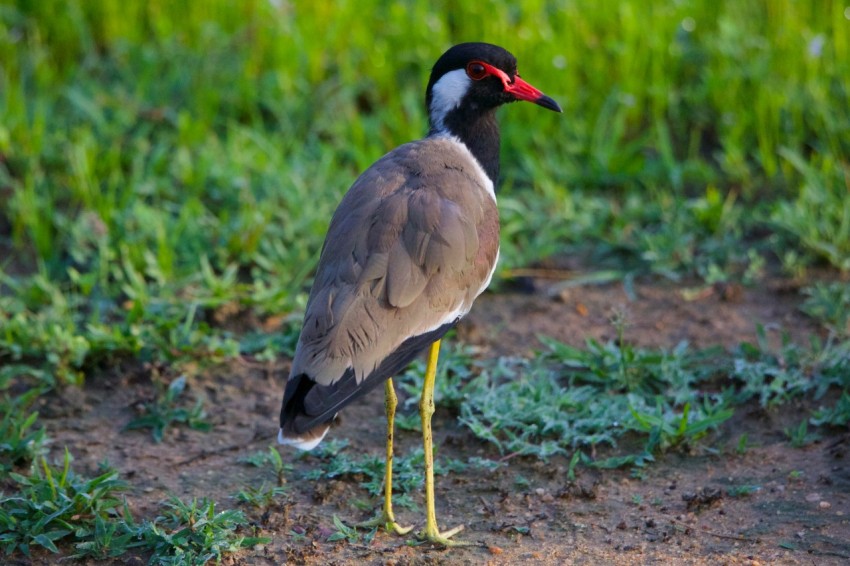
xmin=425 ymin=42 xmax=561 ymax=134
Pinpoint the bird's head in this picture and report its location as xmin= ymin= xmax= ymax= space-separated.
xmin=425 ymin=42 xmax=561 ymax=134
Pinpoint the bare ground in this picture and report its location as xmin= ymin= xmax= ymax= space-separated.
xmin=10 ymin=277 xmax=850 ymax=565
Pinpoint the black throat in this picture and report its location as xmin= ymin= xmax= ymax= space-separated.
xmin=430 ymin=108 xmax=501 ymax=186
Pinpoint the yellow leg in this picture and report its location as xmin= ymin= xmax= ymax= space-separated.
xmin=357 ymin=377 xmax=413 ymax=535
xmin=418 ymin=339 xmax=467 ymax=546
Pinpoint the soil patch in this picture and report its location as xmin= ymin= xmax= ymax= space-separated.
xmin=12 ymin=278 xmax=850 ymax=565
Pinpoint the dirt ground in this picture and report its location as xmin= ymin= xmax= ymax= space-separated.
xmin=13 ymin=277 xmax=850 ymax=565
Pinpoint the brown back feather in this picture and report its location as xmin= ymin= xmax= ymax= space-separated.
xmin=284 ymin=137 xmax=499 ymax=426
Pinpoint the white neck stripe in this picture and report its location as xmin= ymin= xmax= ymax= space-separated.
xmin=429 ymin=69 xmax=471 ymax=133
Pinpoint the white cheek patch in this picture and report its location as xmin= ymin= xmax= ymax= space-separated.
xmin=430 ymin=69 xmax=471 ymax=132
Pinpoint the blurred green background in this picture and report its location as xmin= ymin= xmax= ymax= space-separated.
xmin=0 ymin=0 xmax=848 ymax=382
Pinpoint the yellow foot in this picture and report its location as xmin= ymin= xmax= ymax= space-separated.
xmin=417 ymin=524 xmax=470 ymax=546
xmin=357 ymin=512 xmax=413 ymax=536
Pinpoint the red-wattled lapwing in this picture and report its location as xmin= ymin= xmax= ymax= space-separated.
xmin=279 ymin=42 xmax=561 ymax=546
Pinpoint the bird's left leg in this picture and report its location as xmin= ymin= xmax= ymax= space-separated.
xmin=357 ymin=377 xmax=413 ymax=535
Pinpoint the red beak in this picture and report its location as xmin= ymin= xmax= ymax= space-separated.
xmin=505 ymin=76 xmax=562 ymax=112
xmin=480 ymin=61 xmax=562 ymax=113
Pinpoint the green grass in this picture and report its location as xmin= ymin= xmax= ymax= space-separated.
xmin=800 ymin=281 xmax=850 ymax=337
xmin=731 ymin=328 xmax=850 ymax=407
xmin=0 ymin=451 xmax=268 ymax=561
xmin=726 ymin=485 xmax=760 ymax=498
xmin=231 ymin=483 xmax=288 ymax=509
xmin=783 ymin=419 xmax=820 ymax=448
xmin=772 ymin=150 xmax=850 ymax=272
xmin=141 ymin=497 xmax=268 ymax=565
xmin=327 ymin=515 xmax=376 ymax=545
xmin=811 ymin=391 xmax=850 ymax=427
xmin=238 ymin=444 xmax=293 ymax=487
xmin=0 ymin=450 xmax=128 ymax=556
xmin=1 ymin=0 xmax=850 ymax=559
xmin=69 ymin=513 xmax=142 ymax=561
xmin=453 ymin=335 xmax=732 ymax=463
xmin=0 ymin=389 xmax=48 ymax=477
xmin=392 ymin=322 xmax=849 ymax=467
xmin=1 ymin=0 xmax=848 ymax=381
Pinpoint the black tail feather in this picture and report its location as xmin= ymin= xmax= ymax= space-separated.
xmin=280 ymin=321 xmax=456 ymax=436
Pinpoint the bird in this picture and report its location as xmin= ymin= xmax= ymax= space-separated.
xmin=279 ymin=42 xmax=561 ymax=546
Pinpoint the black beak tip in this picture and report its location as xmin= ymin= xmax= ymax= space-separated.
xmin=536 ymin=94 xmax=562 ymax=113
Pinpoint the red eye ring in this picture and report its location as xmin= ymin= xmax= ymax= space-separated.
xmin=466 ymin=61 xmax=488 ymax=80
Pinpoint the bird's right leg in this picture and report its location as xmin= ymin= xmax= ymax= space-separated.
xmin=417 ymin=339 xmax=467 ymax=546
xmin=357 ymin=377 xmax=413 ymax=535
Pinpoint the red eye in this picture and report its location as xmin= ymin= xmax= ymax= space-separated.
xmin=466 ymin=61 xmax=488 ymax=80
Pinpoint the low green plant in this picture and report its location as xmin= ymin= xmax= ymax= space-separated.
xmin=0 ymin=276 xmax=93 ymax=388
xmin=736 ymin=434 xmax=749 ymax=455
xmin=459 ymin=332 xmax=732 ymax=464
xmin=629 ymin=399 xmax=734 ymax=454
xmin=466 ymin=456 xmax=506 ymax=473
xmin=459 ymin=356 xmax=627 ymax=459
xmin=731 ymin=327 xmax=850 ymax=408
xmin=458 ymin=326 xmax=850 ymax=467
xmin=800 ymin=282 xmax=850 ymax=337
xmin=125 ymin=376 xmax=212 ymax=442
xmin=811 ymin=391 xmax=850 ymax=427
xmin=327 ymin=515 xmax=376 ymax=544
xmin=70 ymin=512 xmax=141 ymax=560
xmin=238 ymin=325 xmax=301 ymax=361
xmin=629 ymin=188 xmax=766 ymax=284
xmin=0 ymin=389 xmax=49 ymax=476
xmin=539 ymin=330 xmax=718 ymax=405
xmin=566 ymin=451 xmax=582 ymax=481
xmin=727 ymin=485 xmax=760 ymax=498
xmin=772 ymin=151 xmax=850 ymax=272
xmin=239 ymin=445 xmax=292 ymax=486
xmin=730 ymin=328 xmax=812 ymax=407
xmin=0 ymin=270 xmax=242 ymax=391
xmin=141 ymin=497 xmax=268 ymax=565
xmin=0 ymin=365 xmax=54 ymax=392
xmin=1 ymin=451 xmax=269 ymax=561
xmin=0 ymin=450 xmax=128 ymax=556
xmin=231 ymin=483 xmax=287 ymax=508
xmin=784 ymin=419 xmax=820 ymax=448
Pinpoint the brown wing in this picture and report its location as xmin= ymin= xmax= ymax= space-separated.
xmin=281 ymin=138 xmax=499 ymax=435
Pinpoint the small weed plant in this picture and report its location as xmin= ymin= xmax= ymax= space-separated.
xmin=0 ymin=390 xmax=49 ymax=476
xmin=232 ymin=483 xmax=288 ymax=508
xmin=239 ymin=445 xmax=292 ymax=486
xmin=125 ymin=376 xmax=212 ymax=442
xmin=141 ymin=497 xmax=268 ymax=565
xmin=0 ymin=450 xmax=128 ymax=556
